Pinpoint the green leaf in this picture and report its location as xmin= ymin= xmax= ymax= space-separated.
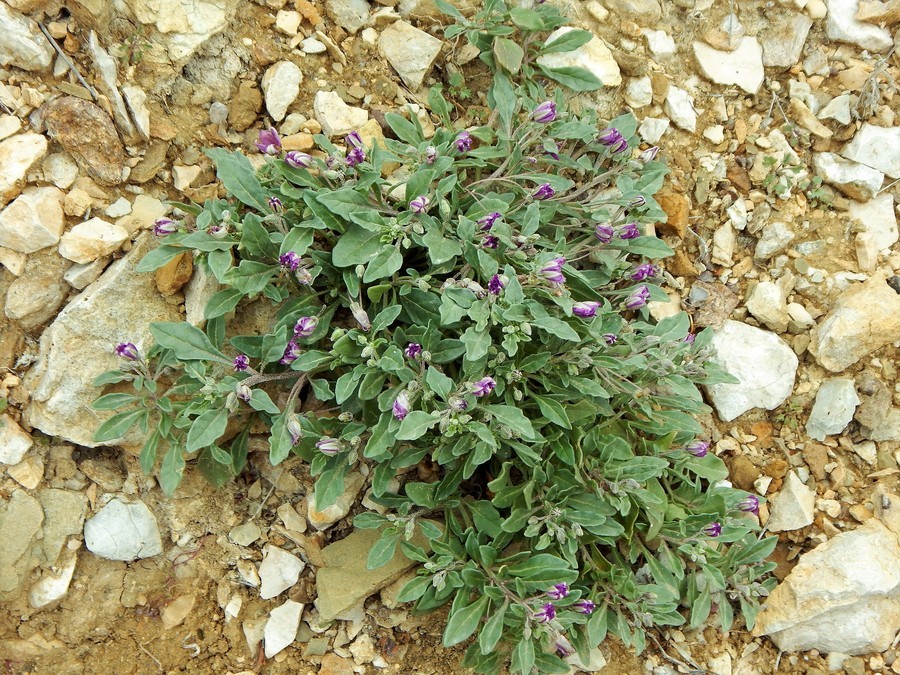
xmin=531 ymin=394 xmax=571 ymax=429
xmin=538 ymin=65 xmax=604 ymax=92
xmin=268 ymin=411 xmax=295 ymax=465
xmin=511 ymin=637 xmax=535 ymax=675
xmin=139 ymin=431 xmax=160 ymax=474
xmin=185 ymin=408 xmax=228 ymax=453
xmin=93 ymin=408 xmax=146 ymax=442
xmin=384 ymin=112 xmax=423 ymax=147
xmin=363 ymin=246 xmax=403 ymax=282
xmin=204 ymin=288 xmax=243 ymax=320
xmin=443 ymin=595 xmax=490 ymax=647
xmin=205 ymin=148 xmax=268 ymax=212
xmin=494 ymin=37 xmax=524 ymax=74
xmin=507 ymin=554 xmax=577 ymax=583
xmin=397 ymin=575 xmax=432 ymax=602
xmin=370 ymin=305 xmax=403 ymax=333
xmin=92 ymin=393 xmax=139 ymax=411
xmin=532 ymin=316 xmax=581 ymax=342
xmin=478 ymin=601 xmax=507 ymax=655
xmin=483 ymin=405 xmax=536 ymax=440
xmin=197 ymin=447 xmax=232 ymax=487
xmin=158 ymin=444 xmax=186 ymax=496
xmin=316 ymin=189 xmax=373 ymax=223
xmin=422 ymin=228 xmax=462 ymax=265
xmin=249 ymin=389 xmax=280 ymax=414
xmin=367 ymin=531 xmax=400 ymax=569
xmin=396 ymin=411 xmax=439 ymax=440
xmin=150 ymin=322 xmax=229 ymax=363
xmin=509 ymin=6 xmax=544 ymax=30
xmin=135 ymin=245 xmax=186 ymax=273
xmin=425 ymin=367 xmax=454 ymax=399
xmin=241 ymin=213 xmax=277 ymax=258
xmin=541 ymin=28 xmax=594 ymax=55
xmin=332 ymin=225 xmax=384 ymax=267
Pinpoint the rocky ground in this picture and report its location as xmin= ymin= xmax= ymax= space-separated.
xmin=0 ymin=0 xmax=899 ymax=673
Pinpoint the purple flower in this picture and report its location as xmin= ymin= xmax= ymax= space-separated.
xmin=555 ymin=639 xmax=573 ymax=658
xmin=450 ymin=397 xmax=468 ymax=412
xmin=287 ymin=416 xmax=302 ymax=446
xmin=532 ymin=183 xmax=555 ymax=200
xmin=279 ymin=340 xmax=301 ymax=365
xmin=488 ymin=274 xmax=504 ymax=295
xmin=350 ymin=302 xmax=370 ymax=331
xmin=574 ymin=599 xmax=595 ymax=615
xmin=618 ymin=223 xmax=640 ymax=239
xmin=572 ymin=301 xmax=601 ymax=318
xmin=597 ymin=127 xmax=627 ymax=153
xmin=531 ymin=101 xmax=557 ymax=124
xmin=539 ymin=257 xmax=566 ymax=285
xmin=410 ymin=195 xmax=429 ymax=214
xmin=236 ymin=384 xmax=252 ymax=402
xmin=115 ymin=342 xmax=139 ymax=361
xmin=346 ymin=146 xmax=366 ymax=167
xmin=625 ymin=285 xmax=650 ymax=310
xmin=478 ymin=212 xmax=501 ymax=231
xmin=345 ymin=130 xmax=363 ymax=148
xmin=471 ymin=376 xmax=496 ymax=397
xmin=684 ymin=333 xmax=696 ymax=345
xmin=293 ymin=316 xmax=318 ymax=338
xmin=630 ymin=263 xmax=656 ymax=281
xmin=279 ymin=252 xmax=301 ymax=271
xmin=534 ymin=603 xmax=556 ymax=623
xmin=392 ymin=391 xmax=410 ymax=421
xmin=233 ymin=354 xmax=250 ymax=372
xmin=454 ymin=130 xmax=473 ymax=152
xmin=405 ymin=343 xmax=422 ymax=359
xmin=208 ymin=224 xmax=228 ymax=239
xmin=268 ymin=196 xmax=283 ymax=213
xmin=595 ymin=223 xmax=615 ymax=243
xmin=153 ymin=218 xmax=177 ymax=237
xmin=639 ymin=146 xmax=660 ymax=163
xmin=316 ymin=437 xmax=343 ymax=456
xmin=424 ymin=146 xmax=438 ymax=164
xmin=483 ymin=235 xmax=499 ymax=249
xmin=284 ymin=151 xmax=312 ymax=168
xmin=703 ymin=522 xmax=722 ymax=537
xmin=603 ymin=333 xmax=618 ymax=345
xmin=739 ymin=495 xmax=760 ymax=515
xmin=546 ymin=583 xmax=569 ymax=600
xmin=255 ymin=127 xmax=281 ymax=155
xmin=686 ymin=440 xmax=709 ymax=458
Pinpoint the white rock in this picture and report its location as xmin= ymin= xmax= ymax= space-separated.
xmin=84 ymin=498 xmax=163 ymax=561
xmin=63 ymin=258 xmax=109 ymax=290
xmin=625 ymin=76 xmax=653 ymax=108
xmin=745 ymin=281 xmax=790 ymax=333
xmin=0 ymin=3 xmax=53 ymax=71
xmin=42 ymin=153 xmax=79 ymax=190
xmin=813 ymin=152 xmax=883 ymax=202
xmin=105 ymin=197 xmax=132 ymax=218
xmin=378 ymin=21 xmax=443 ymax=91
xmin=326 ymin=0 xmax=370 ymax=33
xmin=258 ymin=544 xmax=305 ymax=599
xmin=711 ymin=222 xmax=735 ymax=266
xmin=809 ymin=272 xmax=900 ymax=372
xmin=818 ymin=94 xmax=852 ymax=125
xmin=58 ymin=218 xmax=129 ymax=264
xmin=726 ymin=198 xmax=747 ymax=229
xmin=264 ymin=600 xmax=304 ymax=658
xmin=841 ymin=123 xmax=900 ymax=179
xmin=644 ymin=29 xmax=676 ymax=58
xmin=313 ymin=90 xmax=369 ymax=137
xmin=847 ymin=193 xmax=897 ymax=252
xmin=855 ymin=232 xmax=877 ymax=272
xmin=638 ymin=117 xmax=670 ymax=144
xmin=5 ymin=255 xmax=70 ymax=330
xmin=0 ymin=133 xmax=48 ymax=206
xmin=703 ymin=124 xmax=725 ymax=145
xmin=229 ymin=522 xmax=261 ymax=547
xmin=755 ymin=221 xmax=795 ymax=260
xmin=0 ymin=187 xmax=65 ymax=254
xmin=275 ymin=10 xmax=302 ymax=35
xmin=0 ymin=413 xmax=33 ymax=465
xmin=705 ymin=320 xmax=798 ymax=422
xmin=301 ymin=37 xmax=327 ymax=54
xmin=664 ymin=86 xmax=697 ymax=133
xmin=86 ymin=32 xmax=135 ymax=140
xmin=693 ymin=38 xmax=765 ymax=94
xmin=122 ymin=85 xmax=151 ymax=141
xmin=0 ymin=246 xmax=25 ymax=276
xmin=767 ymin=471 xmax=815 ymax=532
xmin=0 ymin=115 xmax=21 ymax=141
xmin=604 ymin=0 xmax=661 ymax=25
xmin=29 ymin=549 xmax=77 ymax=608
xmin=536 ymin=27 xmax=621 ymax=88
xmin=755 ymin=519 xmax=900 ymax=654
xmin=852 ymin=440 xmax=877 ymax=465
xmin=826 ymin=0 xmax=893 ymax=52
xmin=761 ymin=12 xmax=813 ymax=67
xmin=277 ymin=502 xmax=307 ymax=533
xmin=116 ymin=194 xmax=168 ymax=235
xmin=172 ymin=164 xmax=201 ymax=192
xmin=261 ymin=61 xmax=302 ymax=122
xmin=806 ymin=378 xmax=859 ymax=441
xmin=307 ymin=471 xmax=366 ymax=530
xmin=807 ymin=0 xmax=828 ymax=17
xmin=787 ymin=302 xmax=815 ymax=330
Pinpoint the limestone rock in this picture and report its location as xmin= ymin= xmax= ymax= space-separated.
xmin=847 ymin=193 xmax=898 ymax=252
xmin=625 ymin=76 xmax=653 ymax=108
xmin=693 ymin=38 xmax=765 ymax=94
xmin=378 ymin=21 xmax=443 ymax=91
xmin=855 ymin=373 xmax=900 ymax=442
xmin=809 ymin=272 xmax=900 ymax=372
xmin=603 ymin=0 xmax=661 ymax=25
xmin=818 ymin=94 xmax=852 ymax=125
xmin=0 ymin=490 xmax=44 ymax=599
xmin=0 ymin=187 xmax=65 ymax=254
xmin=4 ymin=251 xmax=70 ymax=331
xmin=755 ymin=221 xmax=795 ymax=260
xmin=0 ymin=413 xmax=32 ymax=465
xmin=536 ymin=27 xmax=621 ymax=88
xmin=29 ymin=547 xmax=77 ymax=608
xmin=264 ymin=600 xmax=303 ymax=658
xmin=58 ymin=218 xmax=129 ymax=264
xmin=83 ymin=498 xmax=163 ymax=561
xmin=806 ymin=378 xmax=859 ymax=441
xmin=326 ymin=0 xmax=370 ymax=33
xmin=638 ymin=117 xmax=669 ymax=144
xmin=24 ymin=234 xmax=182 ymax=448
xmin=86 ymin=31 xmax=136 ymax=140
xmin=43 ymin=97 xmax=124 ymax=186
xmin=664 ymin=86 xmax=697 ymax=133
xmin=0 ymin=133 xmax=48 ymax=206
xmin=313 ymin=90 xmax=368 ymax=137
xmin=307 ymin=471 xmax=366 ymax=530
xmin=705 ymin=320 xmax=798 ymax=422
xmin=760 ymin=12 xmax=813 ymax=68
xmin=755 ymin=519 xmax=900 ymax=654
xmin=826 ymin=0 xmax=893 ymax=52
xmin=161 ymin=594 xmax=196 ymax=629
xmin=261 ymin=61 xmax=302 ymax=122
xmin=813 ymin=152 xmax=883 ymax=201
xmin=258 ymin=544 xmax=305 ymax=600
xmin=644 ymin=29 xmax=676 ymax=59
xmin=0 ymin=3 xmax=54 ymax=71
xmin=841 ymin=123 xmax=900 ymax=179
xmin=116 ymin=194 xmax=168 ymax=235
xmin=122 ymin=85 xmax=151 ymax=140
xmin=767 ymin=471 xmax=815 ymax=532
xmin=745 ymin=280 xmax=790 ymax=333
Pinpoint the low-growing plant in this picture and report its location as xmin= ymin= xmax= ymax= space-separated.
xmin=93 ymin=2 xmax=775 ymax=672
